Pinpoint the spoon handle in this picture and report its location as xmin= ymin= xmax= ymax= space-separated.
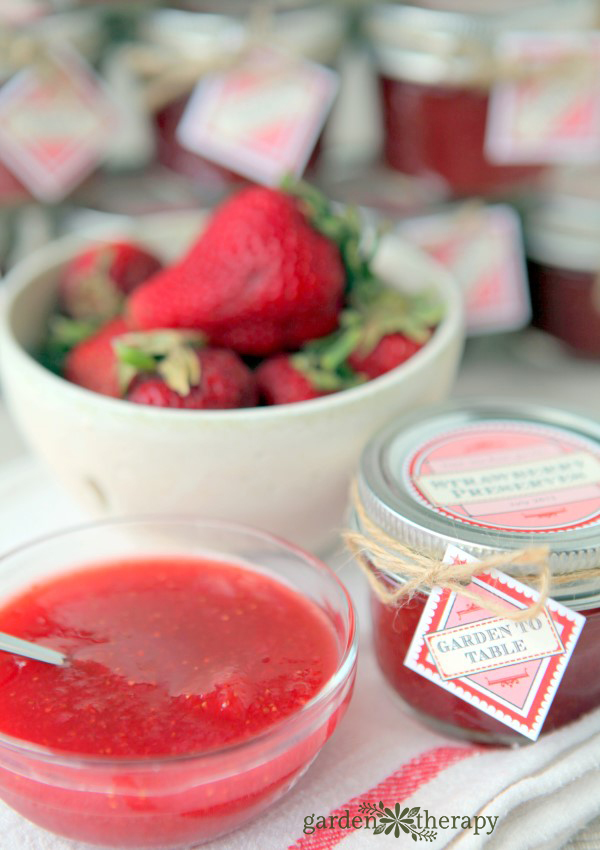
xmin=0 ymin=633 xmax=67 ymax=666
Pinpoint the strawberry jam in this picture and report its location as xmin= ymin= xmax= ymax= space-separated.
xmin=379 ymin=77 xmax=545 ymax=197
xmin=372 ymin=587 xmax=600 ymax=745
xmin=0 ymin=555 xmax=350 ymax=847
xmin=352 ymin=402 xmax=600 ymax=745
xmin=364 ymin=1 xmax=597 ymax=197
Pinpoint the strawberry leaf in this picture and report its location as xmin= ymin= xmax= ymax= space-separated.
xmin=48 ymin=316 xmax=99 ymax=348
xmin=38 ymin=315 xmax=99 ymax=375
xmin=157 ymin=346 xmax=201 ymax=395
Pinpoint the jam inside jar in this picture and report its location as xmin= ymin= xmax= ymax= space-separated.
xmin=371 ymin=583 xmax=600 ymax=745
xmin=379 ymin=76 xmax=544 ymax=197
xmin=525 ymin=173 xmax=600 ymax=358
xmin=364 ymin=0 xmax=598 ymax=197
xmin=351 ymin=400 xmax=600 ymax=745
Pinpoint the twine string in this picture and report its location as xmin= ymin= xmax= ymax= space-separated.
xmin=121 ymin=3 xmax=311 ymax=113
xmin=343 ymin=480 xmax=596 ymax=622
xmin=0 ymin=26 xmax=55 ymax=77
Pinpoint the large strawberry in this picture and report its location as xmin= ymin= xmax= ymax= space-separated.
xmin=63 ymin=318 xmax=128 ymax=398
xmin=127 ymin=188 xmax=345 ymax=356
xmin=60 ymin=241 xmax=162 ymax=322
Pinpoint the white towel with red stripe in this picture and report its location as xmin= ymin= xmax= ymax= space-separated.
xmin=0 ymin=459 xmax=599 ymax=850
xmin=1 ymin=612 xmax=599 ymax=850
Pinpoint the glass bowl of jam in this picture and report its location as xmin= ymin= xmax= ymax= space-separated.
xmin=362 ymin=0 xmax=598 ymax=197
xmin=351 ymin=400 xmax=600 ymax=745
xmin=525 ymin=168 xmax=600 ymax=358
xmin=0 ymin=518 xmax=357 ymax=848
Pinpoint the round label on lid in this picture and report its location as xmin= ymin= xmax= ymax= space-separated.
xmin=405 ymin=420 xmax=600 ymax=533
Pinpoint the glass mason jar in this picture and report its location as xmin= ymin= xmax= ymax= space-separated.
xmin=139 ymin=2 xmax=347 ymax=191
xmin=0 ymin=7 xmax=104 ymax=208
xmin=362 ymin=0 xmax=599 ymax=197
xmin=525 ymin=168 xmax=600 ymax=358
xmin=351 ymin=400 xmax=600 ymax=745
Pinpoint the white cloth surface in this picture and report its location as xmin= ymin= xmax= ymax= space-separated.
xmin=0 ymin=456 xmax=599 ymax=850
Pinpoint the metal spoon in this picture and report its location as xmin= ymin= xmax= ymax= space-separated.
xmin=0 ymin=633 xmax=67 ymax=666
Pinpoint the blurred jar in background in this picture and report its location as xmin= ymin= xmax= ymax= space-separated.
xmin=138 ymin=1 xmax=348 ymax=193
xmin=0 ymin=7 xmax=105 ymax=209
xmin=62 ymin=166 xmax=216 ymax=238
xmin=362 ymin=0 xmax=599 ymax=197
xmin=0 ymin=8 xmax=103 ymax=269
xmin=319 ymin=164 xmax=448 ymax=223
xmin=525 ymin=168 xmax=600 ymax=358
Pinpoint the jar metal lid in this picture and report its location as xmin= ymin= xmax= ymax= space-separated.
xmin=141 ymin=4 xmax=347 ymax=66
xmin=356 ymin=400 xmax=600 ymax=603
xmin=524 ymin=168 xmax=600 ymax=272
xmin=362 ymin=0 xmax=598 ymax=85
xmin=173 ymin=0 xmax=326 ymax=12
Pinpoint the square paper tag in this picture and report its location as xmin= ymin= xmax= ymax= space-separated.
xmin=0 ymin=49 xmax=118 ymax=202
xmin=404 ymin=545 xmax=585 ymax=741
xmin=486 ymin=33 xmax=600 ymax=164
xmin=176 ymin=48 xmax=339 ymax=185
xmin=399 ymin=204 xmax=531 ymax=335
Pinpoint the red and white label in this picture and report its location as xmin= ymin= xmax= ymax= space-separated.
xmin=399 ymin=205 xmax=531 ymax=335
xmin=406 ymin=420 xmax=600 ymax=533
xmin=0 ymin=49 xmax=118 ymax=203
xmin=404 ymin=545 xmax=586 ymax=741
xmin=176 ymin=48 xmax=339 ymax=186
xmin=486 ymin=33 xmax=600 ymax=164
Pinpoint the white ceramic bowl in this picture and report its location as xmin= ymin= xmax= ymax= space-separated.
xmin=0 ymin=213 xmax=464 ymax=553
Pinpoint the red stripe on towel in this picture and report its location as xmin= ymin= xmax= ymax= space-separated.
xmin=289 ymin=746 xmax=477 ymax=849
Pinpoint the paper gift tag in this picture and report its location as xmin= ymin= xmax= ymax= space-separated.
xmin=0 ymin=0 xmax=48 ymax=24
xmin=0 ymin=49 xmax=118 ymax=202
xmin=486 ymin=33 xmax=600 ymax=164
xmin=399 ymin=204 xmax=531 ymax=335
xmin=404 ymin=545 xmax=585 ymax=741
xmin=176 ymin=48 xmax=339 ymax=185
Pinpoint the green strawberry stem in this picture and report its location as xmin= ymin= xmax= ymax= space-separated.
xmin=280 ymin=174 xmax=381 ymax=294
xmin=49 ymin=316 xmax=99 ymax=347
xmin=291 ymin=353 xmax=364 ymax=392
xmin=113 ymin=344 xmax=157 ymax=372
xmin=281 ymin=175 xmax=444 ymax=357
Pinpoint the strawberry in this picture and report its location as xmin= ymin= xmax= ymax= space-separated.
xmin=348 ymin=333 xmax=423 ymax=379
xmin=60 ymin=241 xmax=163 ymax=322
xmin=127 ymin=187 xmax=345 ymax=356
xmin=256 ymin=355 xmax=330 ymax=406
xmin=63 ymin=318 xmax=128 ymax=398
xmin=111 ymin=331 xmax=257 ymax=409
xmin=256 ymin=347 xmax=365 ymax=406
xmin=125 ymin=348 xmax=257 ymax=410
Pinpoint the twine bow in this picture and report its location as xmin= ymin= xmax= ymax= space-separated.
xmin=0 ymin=26 xmax=54 ymax=78
xmin=344 ymin=481 xmax=579 ymax=622
xmin=121 ymin=4 xmax=307 ymax=113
